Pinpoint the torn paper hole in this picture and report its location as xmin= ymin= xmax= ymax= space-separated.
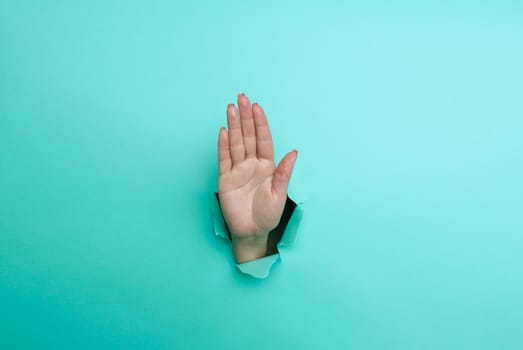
xmin=210 ymin=191 xmax=304 ymax=279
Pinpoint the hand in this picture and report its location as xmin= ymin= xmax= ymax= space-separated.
xmin=217 ymin=93 xmax=298 ymax=263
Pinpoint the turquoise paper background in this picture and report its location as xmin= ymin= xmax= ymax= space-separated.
xmin=1 ymin=1 xmax=522 ymax=349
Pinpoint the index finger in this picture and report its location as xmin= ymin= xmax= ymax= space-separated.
xmin=253 ymin=103 xmax=274 ymax=161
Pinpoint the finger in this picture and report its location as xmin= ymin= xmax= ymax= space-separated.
xmin=218 ymin=127 xmax=232 ymax=175
xmin=253 ymin=103 xmax=274 ymax=161
xmin=272 ymin=150 xmax=298 ymax=197
xmin=237 ymin=93 xmax=256 ymax=159
xmin=227 ymin=103 xmax=245 ymax=165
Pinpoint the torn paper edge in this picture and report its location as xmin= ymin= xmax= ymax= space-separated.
xmin=210 ymin=189 xmax=304 ymax=279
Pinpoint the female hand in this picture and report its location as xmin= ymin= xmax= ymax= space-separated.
xmin=217 ymin=93 xmax=298 ymax=263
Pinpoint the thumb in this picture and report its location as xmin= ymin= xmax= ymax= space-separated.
xmin=272 ymin=150 xmax=298 ymax=197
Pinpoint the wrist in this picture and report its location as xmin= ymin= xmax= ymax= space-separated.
xmin=230 ymin=233 xmax=269 ymax=263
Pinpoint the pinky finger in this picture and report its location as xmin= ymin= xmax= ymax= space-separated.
xmin=218 ymin=127 xmax=232 ymax=175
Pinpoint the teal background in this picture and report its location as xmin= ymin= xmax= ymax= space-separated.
xmin=1 ymin=1 xmax=522 ymax=349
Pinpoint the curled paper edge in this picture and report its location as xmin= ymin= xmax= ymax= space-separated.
xmin=210 ymin=191 xmax=304 ymax=279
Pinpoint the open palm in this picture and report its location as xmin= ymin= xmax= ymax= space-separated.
xmin=218 ymin=94 xmax=298 ymax=243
